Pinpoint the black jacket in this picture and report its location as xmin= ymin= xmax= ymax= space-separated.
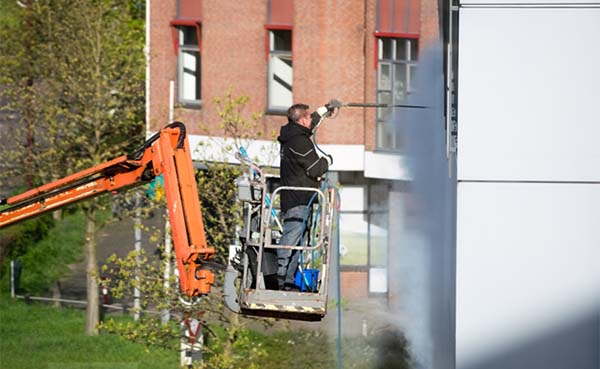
xmin=278 ymin=120 xmax=329 ymax=212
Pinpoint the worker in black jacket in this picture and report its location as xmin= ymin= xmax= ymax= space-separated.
xmin=276 ymin=100 xmax=341 ymax=290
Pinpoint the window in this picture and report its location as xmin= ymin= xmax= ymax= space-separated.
xmin=376 ymin=37 xmax=418 ymax=150
xmin=177 ymin=26 xmax=201 ymax=105
xmin=338 ymin=182 xmax=390 ymax=293
xmin=367 ymin=185 xmax=389 ymax=293
xmin=267 ymin=29 xmax=292 ymax=112
xmin=339 ymin=186 xmax=368 ymax=266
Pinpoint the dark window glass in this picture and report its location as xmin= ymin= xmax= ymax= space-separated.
xmin=381 ymin=38 xmax=393 ymax=59
xmin=410 ymin=40 xmax=418 ymax=61
xmin=272 ymin=30 xmax=291 ymax=52
xmin=179 ymin=26 xmax=198 ymax=46
xmin=395 ymin=39 xmax=407 ymax=61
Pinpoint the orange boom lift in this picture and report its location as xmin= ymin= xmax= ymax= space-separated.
xmin=0 ymin=122 xmax=214 ymax=297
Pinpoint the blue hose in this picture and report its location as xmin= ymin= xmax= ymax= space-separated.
xmin=335 ymin=192 xmax=342 ymax=369
xmin=297 ymin=191 xmax=321 ymax=291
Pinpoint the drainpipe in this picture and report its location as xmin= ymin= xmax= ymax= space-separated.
xmin=145 ymin=0 xmax=151 ymax=136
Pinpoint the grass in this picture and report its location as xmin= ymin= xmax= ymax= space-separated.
xmin=200 ymin=325 xmax=382 ymax=369
xmin=0 ymin=298 xmax=410 ymax=369
xmin=339 ymin=233 xmax=387 ymax=266
xmin=0 ymin=298 xmax=178 ymax=369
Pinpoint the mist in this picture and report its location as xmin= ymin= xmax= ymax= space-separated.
xmin=386 ymin=42 xmax=455 ymax=369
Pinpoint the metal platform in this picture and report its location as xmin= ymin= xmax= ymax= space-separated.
xmin=225 ymin=154 xmax=337 ymax=321
xmin=241 ymin=288 xmax=327 ymax=321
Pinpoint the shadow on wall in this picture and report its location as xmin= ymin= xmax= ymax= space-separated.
xmin=461 ymin=306 xmax=600 ymax=369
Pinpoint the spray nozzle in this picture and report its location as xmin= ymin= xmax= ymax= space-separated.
xmin=326 ymin=99 xmax=343 ymax=112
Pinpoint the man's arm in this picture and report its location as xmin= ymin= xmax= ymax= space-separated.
xmin=289 ymin=136 xmax=329 ymax=179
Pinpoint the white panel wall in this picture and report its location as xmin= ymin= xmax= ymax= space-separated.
xmin=456 ymin=6 xmax=600 ymax=369
xmin=458 ymin=8 xmax=600 ymax=182
xmin=457 ymin=183 xmax=600 ymax=368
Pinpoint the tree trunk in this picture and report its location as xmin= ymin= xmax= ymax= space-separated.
xmin=52 ymin=205 xmax=63 ymax=308
xmin=224 ymin=312 xmax=240 ymax=358
xmin=85 ymin=203 xmax=99 ymax=335
xmin=52 ymin=209 xmax=62 ymax=221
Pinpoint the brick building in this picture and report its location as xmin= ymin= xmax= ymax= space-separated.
xmin=148 ymin=0 xmax=440 ymax=300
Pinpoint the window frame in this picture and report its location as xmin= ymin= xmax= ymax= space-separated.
xmin=338 ymin=181 xmax=391 ymax=296
xmin=339 ymin=184 xmax=390 ymax=263
xmin=265 ymin=25 xmax=293 ymax=115
xmin=170 ymin=20 xmax=202 ymax=107
xmin=374 ymin=33 xmax=419 ymax=151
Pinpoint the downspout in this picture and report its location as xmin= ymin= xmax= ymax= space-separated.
xmin=363 ymin=0 xmax=368 ymax=149
xmin=145 ymin=0 xmax=151 ymax=137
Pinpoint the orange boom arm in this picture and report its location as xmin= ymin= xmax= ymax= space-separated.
xmin=0 ymin=122 xmax=214 ymax=296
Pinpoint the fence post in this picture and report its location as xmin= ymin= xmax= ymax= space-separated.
xmin=10 ymin=260 xmax=14 ymax=298
xmin=161 ymin=79 xmax=175 ymax=326
xmin=134 ymin=191 xmax=142 ymax=321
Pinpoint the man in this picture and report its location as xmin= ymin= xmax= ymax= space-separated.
xmin=276 ymin=100 xmax=341 ymax=290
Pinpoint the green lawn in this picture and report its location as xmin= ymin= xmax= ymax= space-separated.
xmin=339 ymin=232 xmax=388 ymax=267
xmin=0 ymin=298 xmax=178 ymax=369
xmin=0 ymin=297 xmax=409 ymax=369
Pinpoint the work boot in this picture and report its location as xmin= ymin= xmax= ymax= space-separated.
xmin=283 ymin=283 xmax=300 ymax=292
xmin=277 ymin=274 xmax=285 ymax=290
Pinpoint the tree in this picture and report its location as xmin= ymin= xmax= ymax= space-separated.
xmin=101 ymin=90 xmax=276 ymax=367
xmin=197 ymin=89 xmax=268 ymax=263
xmin=0 ymin=0 xmax=145 ymax=335
xmin=195 ymin=89 xmax=277 ymax=363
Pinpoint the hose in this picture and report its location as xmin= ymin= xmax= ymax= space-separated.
xmin=336 ymin=205 xmax=342 ymax=369
xmin=128 ymin=121 xmax=187 ymax=160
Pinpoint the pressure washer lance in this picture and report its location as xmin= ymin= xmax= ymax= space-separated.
xmin=342 ymin=102 xmax=428 ymax=109
xmin=312 ymin=100 xmax=428 ymax=132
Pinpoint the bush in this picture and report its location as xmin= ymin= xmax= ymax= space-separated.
xmin=0 ymin=211 xmax=85 ymax=293
xmin=0 ymin=214 xmax=55 ymax=290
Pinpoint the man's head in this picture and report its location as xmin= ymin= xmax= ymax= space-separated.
xmin=287 ymin=103 xmax=311 ymax=129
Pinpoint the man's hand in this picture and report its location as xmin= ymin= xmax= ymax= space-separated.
xmin=326 ymin=99 xmax=343 ymax=112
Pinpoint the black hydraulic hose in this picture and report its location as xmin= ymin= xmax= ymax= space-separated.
xmin=168 ymin=121 xmax=187 ymax=149
xmin=1 ymin=122 xmax=189 ymax=210
xmin=0 ymin=173 xmax=107 ymax=214
xmin=128 ymin=121 xmax=187 ymax=160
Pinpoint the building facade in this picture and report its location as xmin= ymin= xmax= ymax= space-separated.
xmin=148 ymin=0 xmax=440 ymax=300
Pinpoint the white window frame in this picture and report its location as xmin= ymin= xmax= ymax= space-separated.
xmin=267 ymin=28 xmax=293 ymax=113
xmin=177 ymin=26 xmax=201 ymax=106
xmin=339 ymin=182 xmax=390 ymax=294
xmin=376 ymin=37 xmax=419 ymax=151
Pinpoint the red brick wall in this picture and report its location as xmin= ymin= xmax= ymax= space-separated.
xmin=149 ymin=0 xmax=177 ymax=131
xmin=420 ymin=0 xmax=440 ymax=45
xmin=340 ymin=271 xmax=369 ymax=299
xmin=364 ymin=0 xmax=378 ymax=151
xmin=149 ymin=0 xmax=438 ymax=300
xmin=149 ymin=0 xmax=439 ymax=146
